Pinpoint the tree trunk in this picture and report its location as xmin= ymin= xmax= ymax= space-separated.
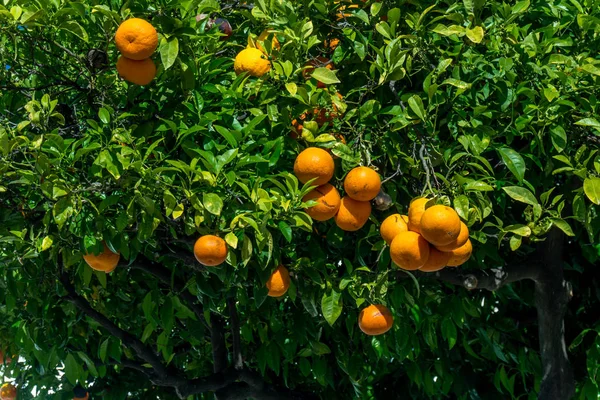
xmin=535 ymin=229 xmax=575 ymax=400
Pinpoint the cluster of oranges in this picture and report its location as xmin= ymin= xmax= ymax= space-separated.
xmin=382 ymin=198 xmax=472 ymax=272
xmin=294 ymin=147 xmax=381 ymax=231
xmin=114 ymin=18 xmax=159 ymax=86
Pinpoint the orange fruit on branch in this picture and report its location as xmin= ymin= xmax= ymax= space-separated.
xmin=380 ymin=213 xmax=408 ymax=245
xmin=358 ymin=304 xmax=394 ymax=335
xmin=116 ymin=56 xmax=156 ymax=86
xmin=83 ymin=242 xmax=120 ymax=273
xmin=407 ymin=197 xmax=429 ymax=233
xmin=419 ymin=247 xmax=451 ymax=272
xmin=0 ymin=383 xmax=17 ymax=400
xmin=390 ymin=231 xmax=430 ymax=270
xmin=420 ymin=205 xmax=461 ymax=247
xmin=194 ymin=235 xmax=228 ymax=266
xmin=343 ymin=166 xmax=381 ymax=201
xmin=303 ymin=183 xmax=341 ymax=221
xmin=446 ymin=239 xmax=473 ymax=267
xmin=334 ymin=196 xmax=371 ymax=231
xmin=266 ymin=265 xmax=290 ymax=297
xmin=436 ymin=221 xmax=469 ymax=252
xmin=324 ymin=37 xmax=340 ymax=52
xmin=293 ymin=147 xmax=335 ymax=186
xmin=115 ymin=18 xmax=158 ymax=60
xmin=234 ymin=48 xmax=271 ymax=77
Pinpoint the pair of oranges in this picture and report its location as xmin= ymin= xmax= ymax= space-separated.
xmin=381 ymin=198 xmax=473 ymax=272
xmin=115 ymin=18 xmax=158 ymax=85
xmin=294 ymin=147 xmax=381 ymax=232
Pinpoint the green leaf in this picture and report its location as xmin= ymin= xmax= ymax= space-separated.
xmin=442 ymin=78 xmax=471 ymax=89
xmin=441 ymin=318 xmax=457 ymax=350
xmin=502 ymin=186 xmax=538 ymax=206
xmin=310 ymin=342 xmax=331 ymax=355
xmin=41 ymin=235 xmax=54 ymax=251
xmin=59 ymin=21 xmax=89 ymax=42
xmin=278 ymin=221 xmax=292 ymax=243
xmin=584 ymin=177 xmax=600 ymax=205
xmin=512 ymin=0 xmax=530 ymax=13
xmin=465 ymin=26 xmax=484 ymax=43
xmin=53 ymin=197 xmax=73 ymax=229
xmin=509 ymin=235 xmax=522 ymax=251
xmin=575 ymin=118 xmax=600 ymax=129
xmin=581 ymin=64 xmax=600 ymax=76
xmin=160 ymin=37 xmax=179 ymax=70
xmin=310 ymin=67 xmax=340 ymax=84
xmin=98 ymin=108 xmax=110 ymax=124
xmin=408 ymin=95 xmax=426 ymax=121
xmin=432 ymin=24 xmax=465 ymax=37
xmin=550 ymin=126 xmax=567 ymax=153
xmin=225 ymin=232 xmax=239 ymax=249
xmin=161 ymin=297 xmax=174 ymax=331
xmin=550 ymin=218 xmax=575 ymax=237
xmin=64 ymin=353 xmax=81 ymax=385
xmin=77 ymin=351 xmax=99 ymax=377
xmin=285 ymin=82 xmax=297 ymax=96
xmin=321 ymin=289 xmax=343 ymax=326
xmin=497 ymin=147 xmax=526 ymax=182
xmin=504 ymin=224 xmax=531 ymax=237
xmin=203 ymin=193 xmax=223 ymax=215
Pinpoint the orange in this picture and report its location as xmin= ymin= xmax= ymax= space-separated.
xmin=380 ymin=214 xmax=408 ymax=245
xmin=115 ymin=18 xmax=158 ymax=60
xmin=343 ymin=166 xmax=381 ymax=201
xmin=302 ymin=56 xmax=334 ymax=88
xmin=256 ymin=29 xmax=281 ymax=54
xmin=74 ymin=394 xmax=89 ymax=400
xmin=0 ymin=383 xmax=16 ymax=400
xmin=390 ymin=231 xmax=430 ymax=271
xmin=324 ymin=37 xmax=340 ymax=52
xmin=193 ymin=235 xmax=228 ymax=266
xmin=266 ymin=265 xmax=290 ymax=297
xmin=234 ymin=48 xmax=271 ymax=77
xmin=401 ymin=215 xmax=409 ymax=224
xmin=446 ymin=239 xmax=473 ymax=267
xmin=407 ymin=197 xmax=429 ymax=233
xmin=436 ymin=221 xmax=469 ymax=252
xmin=293 ymin=147 xmax=335 ymax=186
xmin=334 ymin=196 xmax=371 ymax=231
xmin=336 ymin=4 xmax=359 ymax=20
xmin=116 ymin=56 xmax=156 ymax=86
xmin=358 ymin=304 xmax=394 ymax=335
xmin=303 ymin=183 xmax=341 ymax=221
xmin=419 ymin=247 xmax=451 ymax=272
xmin=83 ymin=242 xmax=120 ymax=272
xmin=420 ymin=205 xmax=461 ymax=247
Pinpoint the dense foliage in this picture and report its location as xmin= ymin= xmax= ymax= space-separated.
xmin=1 ymin=0 xmax=599 ymax=399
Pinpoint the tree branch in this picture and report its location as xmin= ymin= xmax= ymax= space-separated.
xmin=211 ymin=313 xmax=228 ymax=374
xmin=227 ymin=297 xmax=243 ymax=370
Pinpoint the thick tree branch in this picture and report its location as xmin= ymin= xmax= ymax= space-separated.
xmin=211 ymin=313 xmax=228 ymax=374
xmin=227 ymin=297 xmax=243 ymax=370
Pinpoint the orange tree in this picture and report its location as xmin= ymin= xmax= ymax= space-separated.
xmin=1 ymin=0 xmax=600 ymax=399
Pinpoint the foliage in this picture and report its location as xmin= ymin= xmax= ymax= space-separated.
xmin=1 ymin=0 xmax=600 ymax=399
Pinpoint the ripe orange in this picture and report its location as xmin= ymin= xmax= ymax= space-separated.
xmin=115 ymin=18 xmax=158 ymax=60
xmin=83 ymin=242 xmax=120 ymax=272
xmin=193 ymin=235 xmax=228 ymax=266
xmin=420 ymin=205 xmax=461 ymax=247
xmin=234 ymin=48 xmax=271 ymax=77
xmin=419 ymin=247 xmax=451 ymax=272
xmin=446 ymin=239 xmax=473 ymax=267
xmin=407 ymin=197 xmax=429 ymax=233
xmin=0 ymin=383 xmax=16 ymax=400
xmin=436 ymin=221 xmax=469 ymax=252
xmin=358 ymin=304 xmax=394 ymax=335
xmin=390 ymin=231 xmax=430 ymax=270
xmin=74 ymin=393 xmax=89 ymax=400
xmin=266 ymin=265 xmax=290 ymax=297
xmin=334 ymin=196 xmax=371 ymax=231
xmin=401 ymin=215 xmax=409 ymax=224
xmin=343 ymin=166 xmax=381 ymax=201
xmin=293 ymin=147 xmax=335 ymax=186
xmin=116 ymin=56 xmax=156 ymax=86
xmin=302 ymin=56 xmax=334 ymax=88
xmin=324 ymin=37 xmax=340 ymax=52
xmin=303 ymin=183 xmax=341 ymax=221
xmin=380 ymin=214 xmax=408 ymax=245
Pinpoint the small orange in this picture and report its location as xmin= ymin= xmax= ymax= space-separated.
xmin=380 ymin=214 xmax=408 ymax=245
xmin=234 ymin=48 xmax=271 ymax=77
xmin=302 ymin=56 xmax=334 ymax=89
xmin=324 ymin=37 xmax=340 ymax=52
xmin=193 ymin=235 xmax=228 ymax=266
xmin=303 ymin=183 xmax=342 ymax=221
xmin=293 ymin=147 xmax=335 ymax=186
xmin=266 ymin=265 xmax=290 ymax=297
xmin=446 ymin=239 xmax=473 ymax=267
xmin=420 ymin=205 xmax=461 ymax=247
xmin=390 ymin=231 xmax=430 ymax=270
xmin=343 ymin=166 xmax=381 ymax=202
xmin=407 ymin=197 xmax=429 ymax=233
xmin=115 ymin=18 xmax=158 ymax=60
xmin=73 ymin=393 xmax=89 ymax=400
xmin=436 ymin=221 xmax=469 ymax=252
xmin=0 ymin=383 xmax=17 ymax=400
xmin=334 ymin=197 xmax=371 ymax=231
xmin=83 ymin=242 xmax=120 ymax=272
xmin=419 ymin=247 xmax=451 ymax=272
xmin=116 ymin=56 xmax=156 ymax=86
xmin=358 ymin=304 xmax=394 ymax=335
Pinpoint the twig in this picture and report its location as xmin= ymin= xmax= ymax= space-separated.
xmin=419 ymin=143 xmax=434 ymax=194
